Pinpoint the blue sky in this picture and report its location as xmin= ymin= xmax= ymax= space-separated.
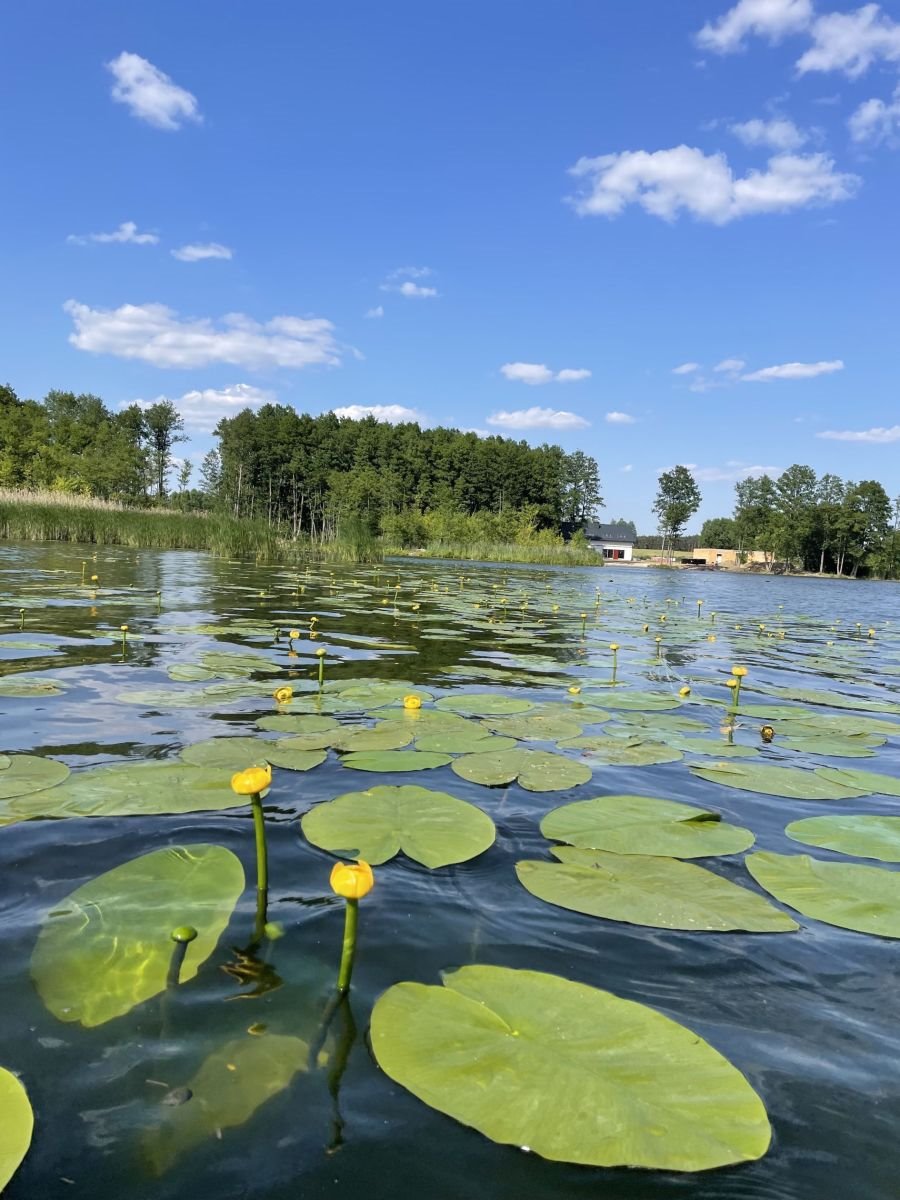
xmin=2 ymin=0 xmax=899 ymax=529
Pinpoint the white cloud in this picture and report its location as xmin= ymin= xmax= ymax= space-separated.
xmin=487 ymin=407 xmax=590 ymax=431
xmin=672 ymin=362 xmax=700 ymax=374
xmin=500 ymin=362 xmax=591 ymax=385
xmin=817 ymin=424 xmax=900 ymax=443
xmin=567 ymin=146 xmax=859 ymax=224
xmin=64 ymin=300 xmax=341 ymax=370
xmin=605 ymin=411 xmax=636 ymax=424
xmin=106 ymin=52 xmax=201 ymax=130
xmin=380 ymin=267 xmax=439 ymax=298
xmin=67 ymin=221 xmax=159 ymax=246
xmin=693 ymin=462 xmax=780 ymax=482
xmin=387 ymin=266 xmax=432 ymax=280
xmin=696 ymin=0 xmax=813 ymax=54
xmin=797 ymin=5 xmax=900 ymax=77
xmin=849 ymin=84 xmax=900 ymax=143
xmin=128 ymin=384 xmax=275 ymax=433
xmin=620 ymin=463 xmax=634 ymax=472
xmin=365 ymin=305 xmax=385 ymax=319
xmin=714 ymin=357 xmax=746 ymax=372
xmin=742 ymin=359 xmax=844 ymax=381
xmin=333 ymin=404 xmax=426 ymax=425
xmin=729 ymin=117 xmax=807 ymax=150
xmin=396 ymin=280 xmax=439 ymax=298
xmin=171 ymin=242 xmax=233 ymax=262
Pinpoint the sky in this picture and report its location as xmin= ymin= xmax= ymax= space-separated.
xmin=2 ymin=0 xmax=899 ymax=530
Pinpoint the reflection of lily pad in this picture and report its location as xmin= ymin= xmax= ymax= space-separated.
xmin=143 ymin=1034 xmax=308 ymax=1175
xmin=452 ymin=749 xmax=592 ymax=792
xmin=786 ymin=815 xmax=900 ymax=863
xmin=32 ymin=845 xmax=245 ymax=1026
xmin=341 ymin=750 xmax=452 ymax=773
xmin=517 ymin=848 xmax=796 ymax=932
xmin=689 ymin=762 xmax=867 ymax=801
xmin=815 ymin=767 xmax=900 ymax=797
xmin=371 ymin=965 xmax=772 ymax=1171
xmin=0 ymin=1067 xmax=33 ymax=1193
xmin=541 ymin=795 xmax=754 ymax=858
xmin=301 ymin=785 xmax=495 ymax=867
xmin=13 ymin=763 xmax=241 ymax=820
xmin=0 ymin=754 xmax=70 ymax=803
xmin=746 ymin=851 xmax=900 ymax=938
xmin=435 ymin=694 xmax=534 ymax=716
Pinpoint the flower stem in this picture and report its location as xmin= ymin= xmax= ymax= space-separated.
xmin=336 ymin=898 xmax=359 ymax=994
xmin=251 ymin=791 xmax=268 ymax=894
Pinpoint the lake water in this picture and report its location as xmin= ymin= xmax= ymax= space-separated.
xmin=1 ymin=542 xmax=899 ymax=1200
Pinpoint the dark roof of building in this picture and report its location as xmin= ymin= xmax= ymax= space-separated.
xmin=583 ymin=522 xmax=635 ymax=543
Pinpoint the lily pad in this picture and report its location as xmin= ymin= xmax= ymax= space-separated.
xmin=780 ymin=734 xmax=883 ymax=758
xmin=11 ymin=763 xmax=242 ymax=820
xmin=557 ymin=736 xmax=682 ymax=767
xmin=256 ymin=715 xmax=339 ymax=735
xmin=435 ymin=694 xmax=535 ymax=716
xmin=599 ymin=691 xmax=682 ymax=712
xmin=370 ymin=965 xmax=772 ymax=1171
xmin=0 ymin=753 xmax=70 ymax=803
xmin=517 ymin=848 xmax=796 ymax=932
xmin=181 ymin=737 xmax=276 ymax=772
xmin=373 ymin=708 xmax=472 ymax=732
xmin=483 ymin=713 xmax=584 ymax=741
xmin=332 ymin=726 xmax=415 ymax=752
xmin=414 ymin=731 xmax=518 ymax=755
xmin=786 ymin=815 xmax=900 ymax=863
xmin=451 ymin=749 xmax=592 ymax=792
xmin=815 ymin=767 xmax=900 ymax=797
xmin=541 ymin=795 xmax=755 ymax=858
xmin=746 ymin=851 xmax=900 ymax=938
xmin=301 ymin=784 xmax=495 ymax=867
xmin=32 ymin=845 xmax=245 ymax=1026
xmin=615 ymin=712 xmax=708 ymax=733
xmin=689 ymin=762 xmax=868 ymax=801
xmin=143 ymin=1034 xmax=309 ymax=1175
xmin=341 ymin=750 xmax=452 ymax=773
xmin=0 ymin=1067 xmax=33 ymax=1193
xmin=0 ymin=677 xmax=65 ymax=697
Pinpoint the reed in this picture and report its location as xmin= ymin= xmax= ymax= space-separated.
xmin=385 ymin=539 xmax=602 ymax=567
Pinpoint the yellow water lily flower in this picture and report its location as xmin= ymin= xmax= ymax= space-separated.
xmin=568 ymin=685 xmax=582 ymax=695
xmin=330 ymin=860 xmax=375 ymax=900
xmin=273 ymin=685 xmax=293 ymax=704
xmin=288 ymin=629 xmax=301 ymax=640
xmin=231 ymin=764 xmax=273 ymax=795
xmin=403 ymin=694 xmax=422 ymax=710
xmin=609 ymin=643 xmax=619 ymax=652
xmin=760 ymin=725 xmax=775 ymax=743
xmin=679 ymin=686 xmax=691 ymax=697
xmin=726 ymin=677 xmax=738 ymax=689
xmin=315 ymin=647 xmax=327 ymax=657
xmin=732 ymin=666 xmax=748 ymax=678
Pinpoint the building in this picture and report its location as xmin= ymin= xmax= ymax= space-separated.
xmin=583 ymin=521 xmax=635 ymax=562
xmin=693 ymin=547 xmax=770 ymax=567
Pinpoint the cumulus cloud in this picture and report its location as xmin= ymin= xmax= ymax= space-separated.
xmin=817 ymin=424 xmax=900 ymax=443
xmin=742 ymin=359 xmax=844 ymax=381
xmin=672 ymin=362 xmax=700 ymax=374
xmin=129 ymin=384 xmax=275 ymax=433
xmin=729 ymin=117 xmax=807 ymax=150
xmin=171 ymin=242 xmax=233 ymax=262
xmin=567 ymin=146 xmax=859 ymax=224
xmin=500 ymin=362 xmax=591 ymax=385
xmin=380 ymin=267 xmax=439 ymax=298
xmin=714 ymin=357 xmax=746 ymax=372
xmin=106 ymin=52 xmax=201 ymax=130
xmin=696 ymin=0 xmax=813 ymax=54
xmin=693 ymin=462 xmax=780 ymax=482
xmin=67 ymin=221 xmax=159 ymax=246
xmin=487 ymin=407 xmax=590 ymax=431
xmin=605 ymin=411 xmax=636 ymax=424
xmin=365 ymin=305 xmax=385 ymax=319
xmin=849 ymin=84 xmax=900 ymax=143
xmin=797 ymin=4 xmax=900 ymax=77
xmin=64 ymin=300 xmax=341 ymax=370
xmin=333 ymin=404 xmax=426 ymax=425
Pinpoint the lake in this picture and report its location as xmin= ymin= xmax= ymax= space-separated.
xmin=1 ymin=542 xmax=899 ymax=1199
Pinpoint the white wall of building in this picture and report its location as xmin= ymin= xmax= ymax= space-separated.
xmin=591 ymin=540 xmax=633 ymax=562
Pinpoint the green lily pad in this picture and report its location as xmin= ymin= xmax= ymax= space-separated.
xmin=451 ymin=749 xmax=592 ymax=792
xmin=414 ymin=731 xmax=518 ymax=755
xmin=746 ymin=851 xmax=900 ymax=938
xmin=752 ymin=686 xmax=900 ymax=715
xmin=780 ymin=734 xmax=882 ymax=758
xmin=435 ymin=694 xmax=535 ymax=716
xmin=815 ymin=767 xmax=900 ymax=797
xmin=786 ymin=815 xmax=900 ymax=863
xmin=541 ymin=795 xmax=754 ymax=858
xmin=332 ymin=726 xmax=415 ymax=752
xmin=615 ymin=712 xmax=708 ymax=733
xmin=0 ymin=1067 xmax=33 ymax=1193
xmin=180 ymin=737 xmax=275 ymax=772
xmin=341 ymin=750 xmax=452 ymax=773
xmin=0 ymin=677 xmax=65 ymax=697
xmin=301 ymin=784 xmax=495 ymax=867
xmin=689 ymin=762 xmax=868 ymax=801
xmin=116 ymin=688 xmax=220 ymax=709
xmin=482 ymin=713 xmax=584 ymax=741
xmin=373 ymin=709 xmax=472 ymax=732
xmin=669 ymin=737 xmax=757 ymax=758
xmin=778 ymin=714 xmax=900 ymax=737
xmin=32 ymin=845 xmax=245 ymax=1026
xmin=370 ymin=965 xmax=772 ymax=1171
xmin=11 ymin=763 xmax=242 ymax=820
xmin=517 ymin=848 xmax=796 ymax=932
xmin=599 ymin=691 xmax=682 ymax=712
xmin=200 ymin=651 xmax=282 ymax=675
xmin=166 ymin=664 xmax=221 ymax=682
xmin=143 ymin=1034 xmax=309 ymax=1175
xmin=256 ymin=715 xmax=339 ymax=735
xmin=557 ymin=736 xmax=683 ymax=766
xmin=0 ymin=754 xmax=69 ymax=803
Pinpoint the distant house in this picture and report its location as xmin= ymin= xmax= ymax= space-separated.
xmin=583 ymin=521 xmax=635 ymax=562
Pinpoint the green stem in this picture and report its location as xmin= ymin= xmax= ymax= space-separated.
xmin=336 ymin=898 xmax=359 ymax=995
xmin=318 ymin=656 xmax=325 ymax=689
xmin=251 ymin=792 xmax=268 ymax=894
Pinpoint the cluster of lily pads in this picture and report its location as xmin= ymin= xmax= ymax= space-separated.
xmin=1 ymin=555 xmax=899 ymax=1189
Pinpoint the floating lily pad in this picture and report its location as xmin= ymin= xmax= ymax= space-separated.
xmin=599 ymin=691 xmax=682 ymax=712
xmin=615 ymin=712 xmax=707 ymax=733
xmin=0 ymin=754 xmax=70 ymax=803
xmin=751 ymin=686 xmax=900 ymax=715
xmin=0 ymin=1067 xmax=33 ymax=1193
xmin=11 ymin=763 xmax=242 ymax=820
xmin=200 ymin=651 xmax=282 ymax=675
xmin=167 ymin=664 xmax=221 ymax=682
xmin=0 ymin=677 xmax=65 ymax=697
xmin=301 ymin=784 xmax=495 ymax=867
xmin=483 ymin=713 xmax=584 ymax=741
xmin=341 ymin=750 xmax=452 ymax=773
xmin=181 ymin=737 xmax=275 ymax=772
xmin=116 ymin=687 xmax=219 ymax=709
xmin=414 ymin=731 xmax=518 ymax=755
xmin=517 ymin=848 xmax=796 ymax=932
xmin=32 ymin=845 xmax=245 ymax=1026
xmin=541 ymin=795 xmax=754 ymax=859
xmin=786 ymin=815 xmax=900 ymax=862
xmin=332 ymin=726 xmax=415 ymax=752
xmin=435 ymin=694 xmax=535 ymax=716
xmin=557 ymin=734 xmax=683 ymax=766
xmin=780 ymin=734 xmax=882 ymax=758
xmin=689 ymin=762 xmax=867 ymax=801
xmin=256 ymin=715 xmax=339 ymax=735
xmin=815 ymin=767 xmax=900 ymax=797
xmin=370 ymin=965 xmax=772 ymax=1171
xmin=746 ymin=851 xmax=900 ymax=938
xmin=143 ymin=1034 xmax=309 ymax=1175
xmin=668 ymin=737 xmax=757 ymax=759
xmin=451 ymin=749 xmax=592 ymax=792
xmin=373 ymin=708 xmax=472 ymax=732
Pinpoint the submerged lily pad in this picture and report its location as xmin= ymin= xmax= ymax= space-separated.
xmin=0 ymin=754 xmax=69 ymax=804
xmin=689 ymin=762 xmax=867 ymax=801
xmin=301 ymin=784 xmax=495 ymax=867
xmin=451 ymin=749 xmax=592 ymax=792
xmin=815 ymin=767 xmax=900 ymax=797
xmin=746 ymin=851 xmax=900 ymax=938
xmin=370 ymin=965 xmax=772 ymax=1171
xmin=786 ymin=815 xmax=900 ymax=863
xmin=0 ymin=1067 xmax=33 ymax=1193
xmin=435 ymin=694 xmax=534 ymax=716
xmin=143 ymin=1034 xmax=309 ymax=1175
xmin=518 ymin=847 xmax=795 ymax=932
xmin=0 ymin=677 xmax=65 ymax=697
xmin=341 ymin=750 xmax=452 ymax=773
xmin=11 ymin=763 xmax=241 ymax=820
xmin=32 ymin=845 xmax=245 ymax=1026
xmin=541 ymin=795 xmax=754 ymax=859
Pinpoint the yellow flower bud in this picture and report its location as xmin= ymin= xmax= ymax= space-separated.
xmin=288 ymin=629 xmax=301 ymax=640
xmin=231 ymin=764 xmax=272 ymax=795
xmin=679 ymin=686 xmax=691 ymax=697
xmin=315 ymin=647 xmax=327 ymax=657
xmin=609 ymin=643 xmax=619 ymax=651
xmin=567 ymin=685 xmax=582 ymax=695
xmin=732 ymin=666 xmax=748 ymax=678
xmin=330 ymin=859 xmax=374 ymax=900
xmin=273 ymin=685 xmax=293 ymax=705
xmin=760 ymin=725 xmax=775 ymax=743
xmin=726 ymin=677 xmax=738 ymax=689
xmin=403 ymin=694 xmax=422 ymax=710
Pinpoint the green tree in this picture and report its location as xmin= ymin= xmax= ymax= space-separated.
xmin=653 ymin=466 xmax=701 ymax=562
xmin=733 ymin=476 xmax=777 ymax=566
xmin=813 ymin=473 xmax=845 ymax=574
xmin=698 ymin=516 xmax=737 ymax=548
xmin=773 ymin=464 xmax=817 ymax=571
xmin=560 ymin=451 xmax=603 ymax=526
xmin=143 ymin=400 xmax=185 ymax=500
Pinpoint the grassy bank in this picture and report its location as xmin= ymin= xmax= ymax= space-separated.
xmin=385 ymin=539 xmax=602 ymax=567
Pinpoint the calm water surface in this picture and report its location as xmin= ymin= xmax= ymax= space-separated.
xmin=1 ymin=543 xmax=899 ymax=1200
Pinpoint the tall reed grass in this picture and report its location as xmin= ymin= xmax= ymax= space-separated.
xmin=385 ymin=539 xmax=602 ymax=566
